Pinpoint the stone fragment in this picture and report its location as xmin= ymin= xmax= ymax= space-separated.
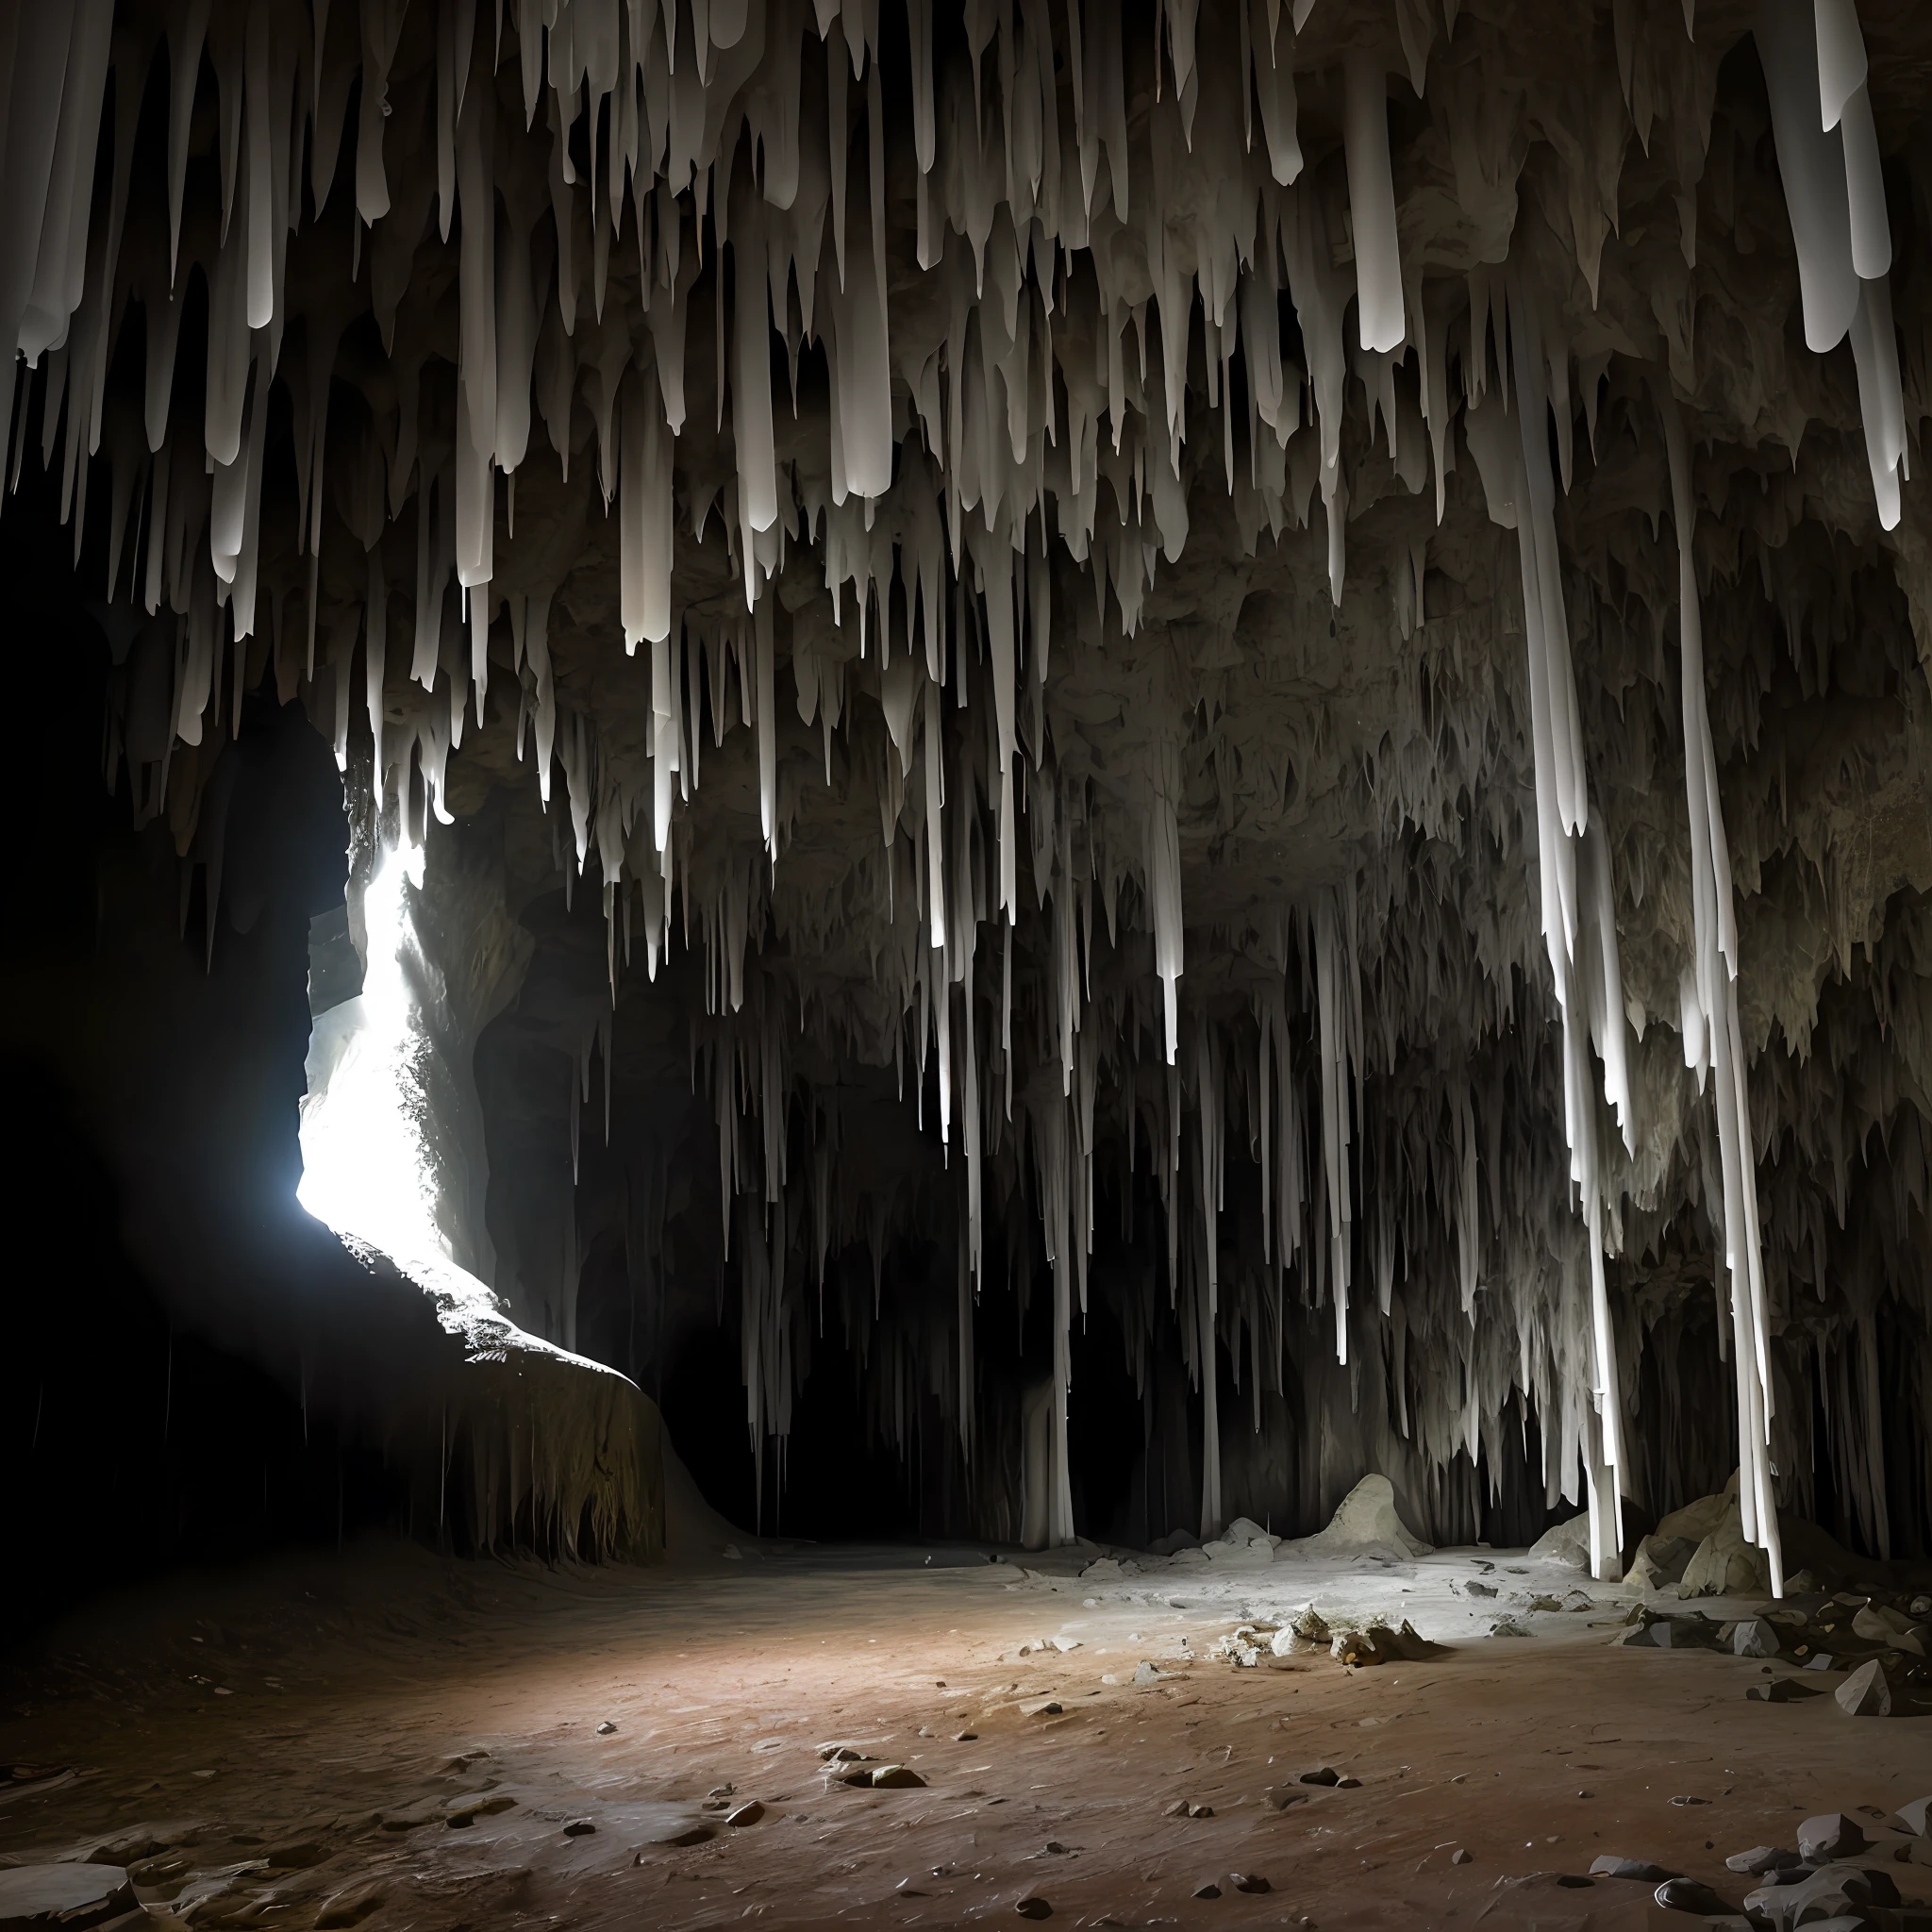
xmin=1465 ymin=1581 xmax=1498 ymax=1598
xmin=1452 ymin=1849 xmax=1473 ymax=1865
xmin=1744 ymin=1861 xmax=1898 ymax=1929
xmin=1836 ymin=1658 xmax=1901 ymax=1717
xmin=1230 ymin=1872 xmax=1271 ymax=1893
xmin=1590 ymin=1857 xmax=1682 ymax=1881
xmin=1133 ymin=1661 xmax=1163 ymax=1685
xmin=1899 ymin=1795 xmax=1932 ymax=1837
xmin=595 ymin=1720 xmax=617 ymax=1735
xmin=1261 ymin=1787 xmax=1307 ymax=1812
xmin=1747 ymin=1677 xmax=1822 ymax=1702
xmin=1298 ymin=1766 xmax=1341 ymax=1786
xmin=1627 ymin=1535 xmax=1699 ymax=1591
xmin=1163 ymin=1800 xmax=1189 ymax=1817
xmin=1726 ymin=1846 xmax=1800 ymax=1874
xmin=1653 ymin=1876 xmax=1728 ymax=1913
xmin=870 ymin=1766 xmax=926 ymax=1789
xmin=562 ymin=1818 xmax=597 ymax=1836
xmin=1732 ymin=1618 xmax=1781 ymax=1657
xmin=0 ymin=1862 xmax=137 ymax=1930
xmin=1187 ymin=1803 xmax=1215 ymax=1819
xmin=1798 ymin=1816 xmax=1867 ymax=1862
xmin=1014 ymin=1895 xmax=1052 ymax=1919
xmin=725 ymin=1801 xmax=765 ymax=1826
xmin=1191 ymin=1880 xmax=1223 ymax=1899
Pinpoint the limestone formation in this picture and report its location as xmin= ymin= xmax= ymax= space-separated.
xmin=6 ymin=0 xmax=1932 ymax=1571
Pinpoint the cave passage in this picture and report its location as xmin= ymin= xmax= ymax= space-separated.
xmin=5 ymin=0 xmax=1932 ymax=1924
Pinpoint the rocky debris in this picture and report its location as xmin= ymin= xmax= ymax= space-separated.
xmin=1837 ymin=1657 xmax=1905 ymax=1716
xmin=953 ymin=1731 xmax=978 ymax=1742
xmin=1627 ymin=1536 xmax=1700 ymax=1592
xmin=1465 ymin=1580 xmax=1499 ymax=1598
xmin=1727 ymin=1847 xmax=1802 ymax=1875
xmin=1017 ymin=1698 xmax=1064 ymax=1718
xmin=1191 ymin=1880 xmax=1223 ymax=1899
xmin=1900 ymin=1797 xmax=1932 ymax=1838
xmin=1132 ymin=1662 xmax=1165 ymax=1686
xmin=1298 ymin=1766 xmax=1341 ymax=1787
xmin=1526 ymin=1513 xmax=1595 ymax=1570
xmin=562 ymin=1818 xmax=597 ymax=1837
xmin=0 ymin=1862 xmax=137 ymax=1930
xmin=1618 ymin=1608 xmax=1724 ymax=1650
xmin=1800 ymin=1818 xmax=1869 ymax=1863
xmin=1261 ymin=1787 xmax=1307 ymax=1812
xmin=1330 ymin=1620 xmax=1444 ymax=1666
xmin=1732 ymin=1618 xmax=1782 ymax=1657
xmin=1747 ymin=1677 xmax=1823 ymax=1702
xmin=1202 ymin=1519 xmax=1282 ymax=1565
xmin=1591 ymin=1857 xmax=1682 ymax=1881
xmin=868 ymin=1766 xmax=927 ymax=1790
xmin=595 ymin=1721 xmax=617 ymax=1735
xmin=1452 ymin=1850 xmax=1473 ymax=1865
xmin=1229 ymin=1872 xmax=1272 ymax=1893
xmin=1488 ymin=1618 xmax=1532 ymax=1639
xmin=1654 ymin=1877 xmax=1729 ymax=1913
xmin=1277 ymin=1475 xmax=1433 ymax=1560
xmin=817 ymin=1743 xmax=874 ymax=1763
xmin=1014 ymin=1895 xmax=1053 ymax=1920
xmin=1524 ymin=1595 xmax=1565 ymax=1612
xmin=725 ymin=1801 xmax=765 ymax=1826
xmin=1744 ymin=1862 xmax=1901 ymax=1929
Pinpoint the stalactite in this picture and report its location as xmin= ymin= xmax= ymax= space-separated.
xmin=18 ymin=0 xmax=1932 ymax=1565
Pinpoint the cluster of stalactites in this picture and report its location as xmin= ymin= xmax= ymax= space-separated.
xmin=6 ymin=0 xmax=1916 ymax=1570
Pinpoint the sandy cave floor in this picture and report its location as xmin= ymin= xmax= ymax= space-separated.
xmin=4 ymin=1537 xmax=1932 ymax=1931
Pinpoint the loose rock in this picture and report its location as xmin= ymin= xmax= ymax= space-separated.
xmin=1015 ymin=1895 xmax=1053 ymax=1920
xmin=1230 ymin=1873 xmax=1271 ymax=1893
xmin=725 ymin=1801 xmax=765 ymax=1826
xmin=1746 ymin=1677 xmax=1822 ymax=1702
xmin=1590 ymin=1857 xmax=1681 ymax=1881
xmin=1191 ymin=1880 xmax=1223 ymax=1899
xmin=869 ymin=1766 xmax=926 ymax=1789
xmin=1797 ymin=1816 xmax=1867 ymax=1863
xmin=1654 ymin=1877 xmax=1728 ymax=1913
xmin=1726 ymin=1846 xmax=1801 ymax=1875
xmin=1731 ymin=1618 xmax=1780 ymax=1657
xmin=562 ymin=1818 xmax=597 ymax=1837
xmin=1836 ymin=1657 xmax=1902 ymax=1717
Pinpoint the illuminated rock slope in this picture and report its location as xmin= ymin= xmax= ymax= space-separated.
xmin=11 ymin=0 xmax=1932 ymax=1571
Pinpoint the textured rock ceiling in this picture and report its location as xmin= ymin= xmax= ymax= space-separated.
xmin=14 ymin=0 xmax=1932 ymax=1574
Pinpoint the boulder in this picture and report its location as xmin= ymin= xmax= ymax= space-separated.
xmin=1835 ymin=1657 xmax=1904 ymax=1717
xmin=1797 ymin=1816 xmax=1866 ymax=1863
xmin=1627 ymin=1535 xmax=1698 ymax=1591
xmin=1283 ymin=1475 xmax=1433 ymax=1558
xmin=1527 ymin=1513 xmax=1593 ymax=1570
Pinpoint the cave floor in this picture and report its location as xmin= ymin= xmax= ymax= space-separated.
xmin=4 ymin=1540 xmax=1930 ymax=1930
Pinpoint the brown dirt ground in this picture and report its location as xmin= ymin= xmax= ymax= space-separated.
xmin=4 ymin=1541 xmax=1931 ymax=1930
